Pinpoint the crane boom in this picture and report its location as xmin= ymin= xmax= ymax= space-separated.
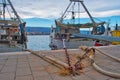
xmin=7 ymin=0 xmax=22 ymax=24
xmin=59 ymin=0 xmax=105 ymax=34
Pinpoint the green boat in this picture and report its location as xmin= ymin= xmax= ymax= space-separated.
xmin=49 ymin=0 xmax=111 ymax=50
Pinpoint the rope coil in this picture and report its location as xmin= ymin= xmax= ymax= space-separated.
xmin=80 ymin=46 xmax=120 ymax=78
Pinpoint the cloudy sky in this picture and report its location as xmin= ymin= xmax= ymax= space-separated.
xmin=10 ymin=0 xmax=120 ymax=19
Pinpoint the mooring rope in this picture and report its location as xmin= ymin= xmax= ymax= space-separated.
xmin=92 ymin=62 xmax=120 ymax=78
xmin=85 ymin=47 xmax=120 ymax=78
xmin=95 ymin=48 xmax=120 ymax=62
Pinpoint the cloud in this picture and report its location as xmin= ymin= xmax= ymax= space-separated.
xmin=9 ymin=0 xmax=120 ymax=18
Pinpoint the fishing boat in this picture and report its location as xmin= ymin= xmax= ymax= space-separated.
xmin=111 ymin=24 xmax=120 ymax=45
xmin=49 ymin=0 xmax=110 ymax=50
xmin=0 ymin=0 xmax=27 ymax=52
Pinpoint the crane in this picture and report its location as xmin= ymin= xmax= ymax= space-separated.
xmin=59 ymin=0 xmax=105 ymax=35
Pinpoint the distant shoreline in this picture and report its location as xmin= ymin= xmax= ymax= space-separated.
xmin=27 ymin=32 xmax=50 ymax=35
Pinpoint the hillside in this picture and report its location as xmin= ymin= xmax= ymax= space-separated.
xmin=26 ymin=27 xmax=92 ymax=35
xmin=24 ymin=16 xmax=120 ymax=28
xmin=24 ymin=18 xmax=54 ymax=27
xmin=26 ymin=27 xmax=50 ymax=33
xmin=24 ymin=15 xmax=120 ymax=33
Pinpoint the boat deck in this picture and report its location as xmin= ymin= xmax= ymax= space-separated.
xmin=0 ymin=45 xmax=120 ymax=80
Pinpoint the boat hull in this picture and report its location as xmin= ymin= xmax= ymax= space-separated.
xmin=49 ymin=39 xmax=95 ymax=49
xmin=0 ymin=47 xmax=23 ymax=53
xmin=0 ymin=41 xmax=23 ymax=53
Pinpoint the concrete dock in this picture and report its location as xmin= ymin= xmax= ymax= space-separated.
xmin=0 ymin=45 xmax=120 ymax=80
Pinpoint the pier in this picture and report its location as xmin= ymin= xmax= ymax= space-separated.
xmin=0 ymin=45 xmax=120 ymax=80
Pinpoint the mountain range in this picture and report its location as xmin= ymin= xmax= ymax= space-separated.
xmin=24 ymin=18 xmax=54 ymax=27
xmin=24 ymin=15 xmax=120 ymax=32
xmin=24 ymin=16 xmax=120 ymax=27
xmin=26 ymin=27 xmax=50 ymax=33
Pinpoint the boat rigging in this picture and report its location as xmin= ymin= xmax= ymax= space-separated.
xmin=0 ymin=0 xmax=27 ymax=52
xmin=58 ymin=0 xmax=105 ymax=35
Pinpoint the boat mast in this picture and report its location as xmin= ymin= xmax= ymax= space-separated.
xmin=71 ymin=0 xmax=97 ymax=34
xmin=7 ymin=0 xmax=22 ymax=24
xmin=79 ymin=1 xmax=97 ymax=34
xmin=60 ymin=2 xmax=72 ymax=22
xmin=7 ymin=0 xmax=27 ymax=49
xmin=2 ymin=0 xmax=6 ymax=20
xmin=80 ymin=1 xmax=96 ymax=26
xmin=60 ymin=0 xmax=99 ymax=34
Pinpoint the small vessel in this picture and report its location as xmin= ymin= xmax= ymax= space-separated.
xmin=0 ymin=0 xmax=27 ymax=52
xmin=49 ymin=0 xmax=110 ymax=50
xmin=111 ymin=24 xmax=120 ymax=45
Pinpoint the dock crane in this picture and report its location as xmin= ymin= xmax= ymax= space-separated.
xmin=59 ymin=0 xmax=105 ymax=35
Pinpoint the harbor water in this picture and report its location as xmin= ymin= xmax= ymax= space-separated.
xmin=27 ymin=31 xmax=91 ymax=51
xmin=27 ymin=35 xmax=51 ymax=50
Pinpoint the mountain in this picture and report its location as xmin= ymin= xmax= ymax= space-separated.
xmin=24 ymin=16 xmax=120 ymax=34
xmin=64 ymin=16 xmax=120 ymax=26
xmin=24 ymin=16 xmax=120 ymax=28
xmin=24 ymin=18 xmax=54 ymax=27
xmin=26 ymin=27 xmax=50 ymax=33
